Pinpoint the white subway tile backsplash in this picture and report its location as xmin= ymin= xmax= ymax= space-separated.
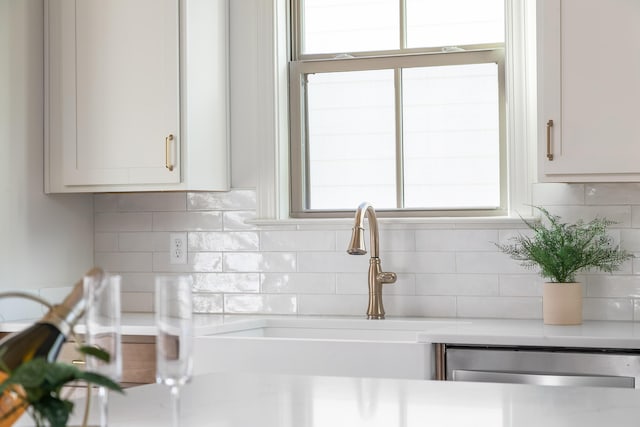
xmin=497 ymin=228 xmax=535 ymax=246
xmin=193 ymin=272 xmax=260 ymax=293
xmin=297 ymin=294 xmax=368 ymax=316
xmin=120 ymin=292 xmax=153 ymax=312
xmin=189 ymin=231 xmax=259 ymax=251
xmin=298 ymin=252 xmax=368 ymax=273
xmin=498 ymin=274 xmax=542 ymax=296
xmin=223 ymin=210 xmax=258 ymax=230
xmin=94 ymin=194 xmax=119 ymax=213
xmin=95 ymin=233 xmax=118 ymax=252
xmin=583 ymin=298 xmax=633 ymax=321
xmin=115 ymin=192 xmax=186 ymax=212
xmin=223 ymin=252 xmax=296 ymax=273
xmin=91 ymin=189 xmax=640 ymax=320
xmin=415 ymin=230 xmax=456 ymax=251
xmin=585 ymin=183 xmax=640 ymax=206
xmin=416 ymin=274 xmax=499 ymax=296
xmin=456 ymin=252 xmax=531 ymax=274
xmin=587 ymin=275 xmax=640 ymax=298
xmin=95 ymin=213 xmax=153 ymax=232
xmin=224 ymin=294 xmax=296 ymax=314
xmin=118 ymin=232 xmax=168 ymax=252
xmin=545 ymin=205 xmax=632 ymax=228
xmin=118 ymin=273 xmax=156 ymax=292
xmin=187 ymin=190 xmax=256 ymax=211
xmin=95 ymin=252 xmax=153 ymax=272
xmin=453 ymin=230 xmax=499 ymax=251
xmin=634 ymin=300 xmax=640 ymax=321
xmin=376 ymin=229 xmax=417 ymax=252
xmin=620 ymin=229 xmax=640 ymax=252
xmin=532 ymin=183 xmax=585 ymax=206
xmin=386 ymin=252 xmax=456 ymax=274
xmin=261 ymin=230 xmax=336 ymax=251
xmin=261 ymin=273 xmax=336 ymax=294
xmin=336 ymin=273 xmax=415 ymax=295
xmin=193 ymin=293 xmax=224 ymax=314
xmin=153 ymin=212 xmax=222 ymax=231
xmin=457 ymin=296 xmax=541 ymax=319
xmin=153 ymin=252 xmax=222 ymax=273
xmin=631 ymin=206 xmax=640 ymax=228
xmin=385 ymin=295 xmax=457 ymax=317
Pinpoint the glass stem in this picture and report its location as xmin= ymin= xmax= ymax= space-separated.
xmin=170 ymin=385 xmax=181 ymax=427
xmin=99 ymin=386 xmax=108 ymax=427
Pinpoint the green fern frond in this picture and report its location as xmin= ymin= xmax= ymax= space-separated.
xmin=496 ymin=206 xmax=633 ymax=283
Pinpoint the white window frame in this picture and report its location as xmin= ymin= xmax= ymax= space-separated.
xmin=254 ymin=0 xmax=537 ymax=223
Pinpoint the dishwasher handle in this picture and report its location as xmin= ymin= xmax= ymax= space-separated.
xmin=452 ymin=369 xmax=635 ymax=388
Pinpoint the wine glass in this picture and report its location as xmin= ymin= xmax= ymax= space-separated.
xmin=83 ymin=272 xmax=122 ymax=427
xmin=155 ymin=275 xmax=194 ymax=427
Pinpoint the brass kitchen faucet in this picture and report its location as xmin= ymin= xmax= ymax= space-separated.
xmin=347 ymin=202 xmax=397 ymax=319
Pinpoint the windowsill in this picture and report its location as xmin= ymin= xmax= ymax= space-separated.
xmin=246 ymin=215 xmax=536 ymax=228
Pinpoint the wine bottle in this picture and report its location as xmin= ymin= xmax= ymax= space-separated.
xmin=0 ymin=267 xmax=103 ymax=426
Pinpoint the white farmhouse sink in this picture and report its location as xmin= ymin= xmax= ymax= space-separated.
xmin=208 ymin=317 xmax=460 ymax=341
xmin=216 ymin=326 xmax=420 ymax=341
xmin=193 ymin=317 xmax=463 ymax=380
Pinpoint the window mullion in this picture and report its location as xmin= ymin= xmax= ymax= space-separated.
xmin=395 ymin=68 xmax=405 ymax=209
xmin=400 ymin=0 xmax=407 ymax=50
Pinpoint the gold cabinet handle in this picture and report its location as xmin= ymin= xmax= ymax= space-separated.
xmin=546 ymin=120 xmax=554 ymax=161
xmin=165 ymin=134 xmax=175 ymax=171
xmin=71 ymin=359 xmax=85 ymax=366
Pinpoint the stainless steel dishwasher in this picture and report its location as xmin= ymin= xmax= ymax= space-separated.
xmin=434 ymin=343 xmax=640 ymax=388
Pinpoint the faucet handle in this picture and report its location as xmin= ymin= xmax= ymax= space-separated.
xmin=377 ymin=272 xmax=397 ymax=284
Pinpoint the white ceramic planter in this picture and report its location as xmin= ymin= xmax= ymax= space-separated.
xmin=543 ymin=282 xmax=583 ymax=325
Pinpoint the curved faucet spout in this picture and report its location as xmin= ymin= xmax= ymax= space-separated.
xmin=347 ymin=202 xmax=380 ymax=258
xmin=346 ymin=202 xmax=396 ymax=319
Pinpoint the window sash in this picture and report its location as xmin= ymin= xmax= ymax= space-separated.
xmin=289 ymin=48 xmax=506 ymax=218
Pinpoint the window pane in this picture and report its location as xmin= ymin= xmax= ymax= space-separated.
xmin=306 ymin=70 xmax=396 ymax=209
xmin=406 ymin=0 xmax=504 ymax=48
xmin=302 ymin=0 xmax=399 ymax=54
xmin=402 ymin=63 xmax=500 ymax=209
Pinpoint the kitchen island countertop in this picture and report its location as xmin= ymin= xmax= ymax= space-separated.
xmin=13 ymin=371 xmax=640 ymax=427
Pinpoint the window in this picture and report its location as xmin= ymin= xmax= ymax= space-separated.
xmin=289 ymin=0 xmax=507 ymax=218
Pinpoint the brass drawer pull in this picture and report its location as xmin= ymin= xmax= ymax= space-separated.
xmin=546 ymin=120 xmax=554 ymax=161
xmin=165 ymin=134 xmax=175 ymax=171
xmin=71 ymin=359 xmax=86 ymax=366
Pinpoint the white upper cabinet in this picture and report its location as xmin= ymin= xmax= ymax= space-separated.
xmin=537 ymin=0 xmax=640 ymax=182
xmin=45 ymin=0 xmax=229 ymax=192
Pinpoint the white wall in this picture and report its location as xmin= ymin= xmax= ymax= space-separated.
xmin=0 ymin=1 xmax=93 ymax=305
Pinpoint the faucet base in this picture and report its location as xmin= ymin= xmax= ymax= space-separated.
xmin=367 ymin=314 xmax=385 ymax=320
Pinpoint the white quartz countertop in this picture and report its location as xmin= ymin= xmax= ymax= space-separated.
xmin=3 ymin=315 xmax=640 ymax=349
xmin=414 ymin=318 xmax=640 ymax=349
xmin=14 ymin=371 xmax=640 ymax=427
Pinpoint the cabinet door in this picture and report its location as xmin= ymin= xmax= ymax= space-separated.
xmin=538 ymin=0 xmax=640 ymax=181
xmin=55 ymin=0 xmax=180 ymax=186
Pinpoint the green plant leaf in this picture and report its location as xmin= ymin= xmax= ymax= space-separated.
xmin=496 ymin=206 xmax=634 ymax=283
xmin=0 ymin=353 xmax=125 ymax=427
xmin=77 ymin=345 xmax=111 ymax=363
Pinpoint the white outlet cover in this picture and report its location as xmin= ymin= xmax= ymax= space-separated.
xmin=169 ymin=233 xmax=188 ymax=265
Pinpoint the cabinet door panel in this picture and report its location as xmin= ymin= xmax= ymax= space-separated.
xmin=539 ymin=0 xmax=640 ymax=180
xmin=64 ymin=0 xmax=180 ymax=186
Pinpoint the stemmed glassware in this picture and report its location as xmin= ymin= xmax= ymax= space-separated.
xmin=155 ymin=275 xmax=194 ymax=427
xmin=84 ymin=272 xmax=122 ymax=427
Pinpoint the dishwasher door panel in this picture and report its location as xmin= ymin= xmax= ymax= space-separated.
xmin=445 ymin=347 xmax=640 ymax=389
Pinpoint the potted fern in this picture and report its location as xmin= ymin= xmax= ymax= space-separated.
xmin=497 ymin=206 xmax=633 ymax=325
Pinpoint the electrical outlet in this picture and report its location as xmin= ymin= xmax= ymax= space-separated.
xmin=169 ymin=233 xmax=187 ymax=265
